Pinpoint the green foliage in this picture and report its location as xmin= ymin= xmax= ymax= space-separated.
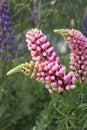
xmin=0 ymin=0 xmax=87 ymax=130
xmin=78 ymin=103 xmax=87 ymax=130
xmin=0 ymin=53 xmax=87 ymax=130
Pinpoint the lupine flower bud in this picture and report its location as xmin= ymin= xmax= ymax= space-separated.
xmin=54 ymin=29 xmax=87 ymax=82
xmin=0 ymin=0 xmax=14 ymax=60
xmin=7 ymin=61 xmax=35 ymax=76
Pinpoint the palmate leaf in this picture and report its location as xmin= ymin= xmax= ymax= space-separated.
xmin=53 ymin=92 xmax=77 ymax=130
xmin=78 ymin=103 xmax=87 ymax=130
xmin=79 ymin=114 xmax=87 ymax=130
xmin=55 ymin=110 xmax=76 ymax=130
xmin=78 ymin=103 xmax=87 ymax=112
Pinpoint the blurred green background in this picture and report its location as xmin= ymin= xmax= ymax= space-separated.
xmin=0 ymin=0 xmax=87 ymax=130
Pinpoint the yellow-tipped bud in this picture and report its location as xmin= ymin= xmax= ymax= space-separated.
xmin=7 ymin=61 xmax=35 ymax=76
xmin=7 ymin=65 xmax=21 ymax=75
xmin=53 ymin=29 xmax=74 ymax=38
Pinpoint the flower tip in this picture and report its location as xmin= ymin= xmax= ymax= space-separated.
xmin=53 ymin=29 xmax=60 ymax=33
xmin=7 ymin=70 xmax=12 ymax=76
xmin=7 ymin=66 xmax=19 ymax=76
xmin=53 ymin=29 xmax=65 ymax=35
xmin=7 ymin=70 xmax=15 ymax=76
xmin=53 ymin=29 xmax=74 ymax=38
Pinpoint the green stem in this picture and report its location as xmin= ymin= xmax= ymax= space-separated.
xmin=80 ymin=83 xmax=83 ymax=104
xmin=2 ymin=60 xmax=12 ymax=80
xmin=2 ymin=60 xmax=7 ymax=80
xmin=65 ymin=90 xmax=77 ymax=109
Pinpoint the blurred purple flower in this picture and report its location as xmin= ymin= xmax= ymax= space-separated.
xmin=0 ymin=0 xmax=14 ymax=60
xmin=30 ymin=11 xmax=37 ymax=22
xmin=82 ymin=11 xmax=87 ymax=37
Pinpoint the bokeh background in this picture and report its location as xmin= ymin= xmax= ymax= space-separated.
xmin=0 ymin=0 xmax=87 ymax=130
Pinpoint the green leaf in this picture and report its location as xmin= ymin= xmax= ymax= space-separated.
xmin=0 ymin=104 xmax=7 ymax=118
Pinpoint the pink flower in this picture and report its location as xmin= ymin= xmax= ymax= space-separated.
xmin=54 ymin=29 xmax=87 ymax=82
xmin=31 ymin=60 xmax=76 ymax=93
xmin=7 ymin=60 xmax=76 ymax=93
xmin=7 ymin=28 xmax=77 ymax=94
xmin=26 ymin=28 xmax=59 ymax=63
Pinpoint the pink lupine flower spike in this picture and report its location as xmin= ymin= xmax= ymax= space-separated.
xmin=54 ymin=29 xmax=87 ymax=82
